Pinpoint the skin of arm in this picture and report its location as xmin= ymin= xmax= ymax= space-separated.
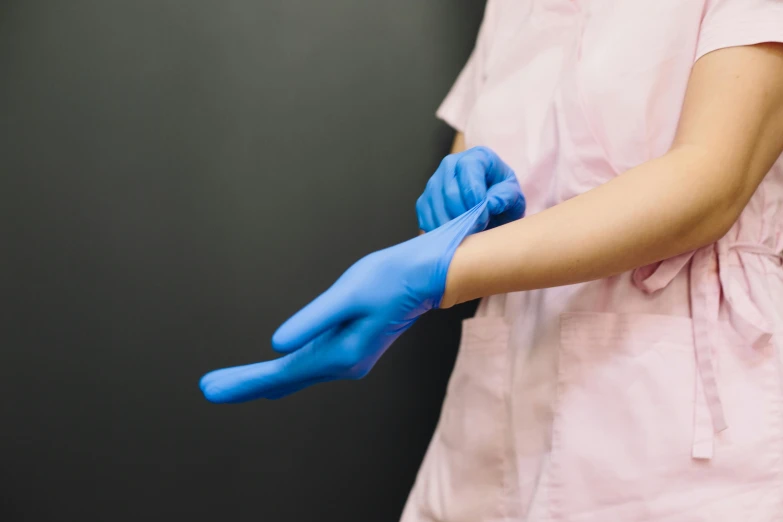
xmin=440 ymin=43 xmax=783 ymax=308
xmin=451 ymin=131 xmax=466 ymax=155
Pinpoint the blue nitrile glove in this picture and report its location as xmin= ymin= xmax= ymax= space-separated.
xmin=200 ymin=202 xmax=488 ymax=403
xmin=416 ymin=146 xmax=525 ymax=233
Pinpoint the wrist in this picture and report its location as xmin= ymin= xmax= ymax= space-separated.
xmin=439 ymin=239 xmax=471 ymax=309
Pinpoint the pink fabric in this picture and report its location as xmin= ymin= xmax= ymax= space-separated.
xmin=401 ymin=1 xmax=783 ymax=521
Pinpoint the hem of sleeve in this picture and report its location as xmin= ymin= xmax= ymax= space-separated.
xmin=696 ymin=11 xmax=783 ymax=63
xmin=435 ymin=97 xmax=469 ymax=133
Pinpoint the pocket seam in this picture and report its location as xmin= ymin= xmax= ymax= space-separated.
xmin=435 ymin=316 xmax=512 ymax=519
xmin=560 ymin=312 xmax=693 ymax=348
xmin=549 ymin=311 xmax=696 ymax=521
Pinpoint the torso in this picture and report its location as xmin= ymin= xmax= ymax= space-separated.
xmin=402 ymin=2 xmax=783 ymax=520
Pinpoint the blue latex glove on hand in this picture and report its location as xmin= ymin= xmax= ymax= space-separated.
xmin=200 ymin=202 xmax=488 ymax=403
xmin=417 ymin=146 xmax=525 ymax=233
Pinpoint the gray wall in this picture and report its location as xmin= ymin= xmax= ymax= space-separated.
xmin=0 ymin=1 xmax=485 ymax=521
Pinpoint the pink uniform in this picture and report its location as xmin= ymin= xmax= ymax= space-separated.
xmin=401 ymin=1 xmax=783 ymax=520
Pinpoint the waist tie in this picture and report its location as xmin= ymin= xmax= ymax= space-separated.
xmin=632 ymin=241 xmax=783 ymax=460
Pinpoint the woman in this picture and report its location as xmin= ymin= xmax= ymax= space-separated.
xmin=201 ymin=1 xmax=783 ymax=519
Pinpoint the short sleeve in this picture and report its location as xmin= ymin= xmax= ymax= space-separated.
xmin=696 ymin=0 xmax=783 ymax=62
xmin=436 ymin=1 xmax=497 ymax=132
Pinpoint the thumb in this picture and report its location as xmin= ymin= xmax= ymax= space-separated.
xmin=486 ymin=181 xmax=526 ymax=223
xmin=271 ymin=283 xmax=358 ymax=353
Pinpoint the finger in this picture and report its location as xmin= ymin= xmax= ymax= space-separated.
xmin=264 ymin=376 xmax=333 ymax=400
xmin=487 ymin=181 xmax=526 ymax=225
xmin=427 ymin=156 xmax=458 ymax=228
xmin=416 ymin=194 xmax=438 ymax=232
xmin=271 ymin=285 xmax=358 ymax=352
xmin=199 ymin=357 xmax=308 ymax=404
xmin=418 ymin=175 xmax=451 ymax=231
xmin=266 ymin=321 xmax=379 ymax=399
xmin=200 ymin=340 xmax=337 ymax=403
xmin=471 ymin=146 xmax=516 ymax=188
xmin=442 ymin=170 xmax=468 ymax=220
xmin=220 ymin=316 xmax=380 ymax=401
xmin=454 ymin=152 xmax=488 ymax=210
xmin=428 ymin=185 xmax=452 ymax=230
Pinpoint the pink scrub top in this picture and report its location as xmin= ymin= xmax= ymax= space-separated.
xmin=401 ymin=1 xmax=783 ymax=521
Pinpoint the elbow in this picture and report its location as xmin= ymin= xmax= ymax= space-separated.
xmin=692 ymin=177 xmax=748 ymax=248
xmin=668 ymin=145 xmax=753 ymax=249
xmin=701 ymin=211 xmax=737 ymax=247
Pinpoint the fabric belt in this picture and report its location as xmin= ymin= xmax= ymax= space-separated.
xmin=632 ymin=241 xmax=783 ymax=460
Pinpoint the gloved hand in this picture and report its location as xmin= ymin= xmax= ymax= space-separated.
xmin=200 ymin=202 xmax=488 ymax=403
xmin=416 ymin=146 xmax=525 ymax=233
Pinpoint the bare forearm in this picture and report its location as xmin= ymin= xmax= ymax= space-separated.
xmin=441 ymin=43 xmax=783 ymax=308
xmin=441 ymin=147 xmax=738 ymax=306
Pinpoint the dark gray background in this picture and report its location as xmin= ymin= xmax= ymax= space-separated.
xmin=0 ymin=1 xmax=484 ymax=520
